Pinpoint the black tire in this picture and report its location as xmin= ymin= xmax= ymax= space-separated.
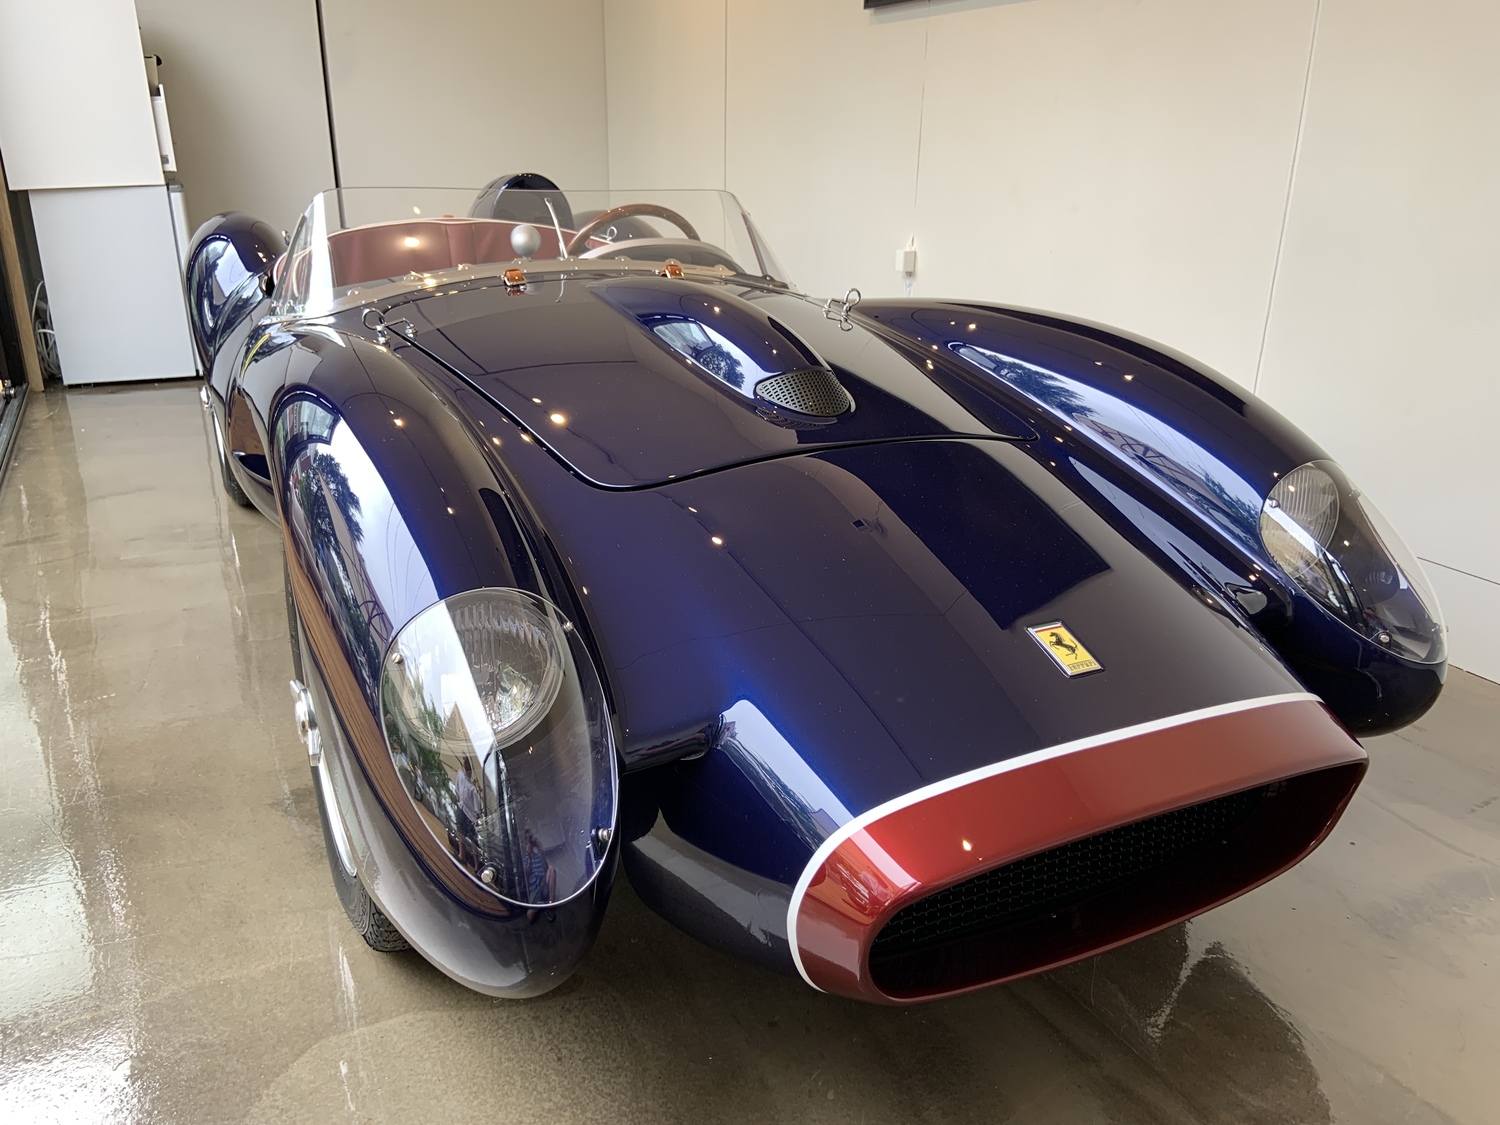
xmin=286 ymin=565 xmax=409 ymax=953
xmin=210 ymin=401 xmax=253 ymax=507
xmin=311 ymin=768 xmax=411 ymax=953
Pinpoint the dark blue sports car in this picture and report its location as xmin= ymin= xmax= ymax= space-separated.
xmin=188 ymin=175 xmax=1445 ymax=1004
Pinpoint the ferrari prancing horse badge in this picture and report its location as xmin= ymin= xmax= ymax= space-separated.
xmin=1027 ymin=622 xmax=1103 ymax=677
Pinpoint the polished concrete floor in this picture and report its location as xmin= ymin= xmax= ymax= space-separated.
xmin=0 ymin=383 xmax=1495 ymax=1124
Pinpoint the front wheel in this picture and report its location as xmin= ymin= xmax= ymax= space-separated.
xmin=287 ymin=570 xmax=408 ymax=953
xmin=309 ymin=737 xmax=410 ymax=953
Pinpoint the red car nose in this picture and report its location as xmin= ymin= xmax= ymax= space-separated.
xmin=789 ymin=692 xmax=1367 ymax=1004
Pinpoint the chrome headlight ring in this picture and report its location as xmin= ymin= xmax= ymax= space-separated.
xmin=1259 ymin=461 xmax=1444 ymax=664
xmin=379 ymin=588 xmax=618 ymax=908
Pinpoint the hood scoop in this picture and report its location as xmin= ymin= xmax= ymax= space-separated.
xmin=590 ymin=277 xmax=853 ymax=424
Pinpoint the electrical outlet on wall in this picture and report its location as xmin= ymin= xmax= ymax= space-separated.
xmin=896 ymin=240 xmax=917 ymax=296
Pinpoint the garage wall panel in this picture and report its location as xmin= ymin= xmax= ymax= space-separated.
xmin=723 ymin=0 xmax=927 ymax=299
xmin=605 ymin=0 xmax=726 ymax=192
xmin=914 ymin=0 xmax=1316 ymax=383
xmin=133 ymin=0 xmax=335 ymax=232
xmin=323 ymin=0 xmax=609 ymax=192
xmin=1256 ymin=0 xmax=1500 ymax=680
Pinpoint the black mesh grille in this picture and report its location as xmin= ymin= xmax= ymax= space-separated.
xmin=872 ymin=786 xmax=1270 ymax=961
xmin=754 ymin=369 xmax=853 ymax=417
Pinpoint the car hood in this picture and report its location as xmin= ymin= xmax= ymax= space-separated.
xmin=384 ymin=273 xmax=1032 ymax=487
xmin=470 ymin=416 xmax=1307 ymax=791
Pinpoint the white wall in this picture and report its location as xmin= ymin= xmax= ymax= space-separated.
xmin=913 ymin=0 xmax=1315 ymax=382
xmin=1255 ymin=0 xmax=1500 ymax=681
xmin=322 ymin=0 xmax=608 ymax=191
xmin=605 ymin=0 xmax=726 ymax=190
xmin=0 ymin=0 xmax=163 ymax=189
xmin=603 ymin=0 xmax=1499 ymax=681
xmin=134 ymin=0 xmax=335 ymax=233
xmin=132 ymin=0 xmax=611 ymax=233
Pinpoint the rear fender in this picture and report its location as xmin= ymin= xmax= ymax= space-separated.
xmin=185 ymin=212 xmax=284 ymax=374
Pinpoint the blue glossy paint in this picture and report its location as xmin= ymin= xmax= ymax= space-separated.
xmin=195 ymin=207 xmax=1443 ymax=994
xmin=448 ymin=431 xmax=1302 ymax=853
xmin=255 ymin=323 xmax=1297 ymax=875
xmin=381 ymin=274 xmax=1032 ymax=488
xmin=857 ymin=301 xmax=1444 ymax=733
xmin=270 ymin=337 xmax=615 ymax=993
xmin=185 ymin=212 xmax=284 ymax=374
xmin=590 ymin=275 xmax=831 ymax=400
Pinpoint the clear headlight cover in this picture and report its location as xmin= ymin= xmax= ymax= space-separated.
xmin=380 ymin=589 xmax=617 ymax=906
xmin=1259 ymin=461 xmax=1444 ymax=664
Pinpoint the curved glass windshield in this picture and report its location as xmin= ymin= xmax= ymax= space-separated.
xmin=274 ymin=187 xmax=786 ymax=317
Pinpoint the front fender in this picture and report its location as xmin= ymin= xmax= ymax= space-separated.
xmin=857 ymin=300 xmax=1443 ymax=734
xmin=271 ymin=331 xmax=616 ymax=996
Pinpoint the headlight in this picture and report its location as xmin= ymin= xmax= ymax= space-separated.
xmin=1259 ymin=461 xmax=1444 ymax=664
xmin=380 ymin=589 xmax=617 ymax=906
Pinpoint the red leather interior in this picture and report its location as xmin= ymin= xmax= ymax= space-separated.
xmin=325 ymin=218 xmax=569 ymax=288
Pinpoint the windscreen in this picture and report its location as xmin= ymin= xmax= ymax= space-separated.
xmin=274 ymin=187 xmax=784 ymax=317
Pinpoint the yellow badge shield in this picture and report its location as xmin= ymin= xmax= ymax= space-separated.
xmin=1026 ymin=622 xmax=1103 ymax=677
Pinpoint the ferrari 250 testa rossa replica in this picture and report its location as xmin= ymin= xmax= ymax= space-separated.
xmin=187 ymin=175 xmax=1445 ymax=1004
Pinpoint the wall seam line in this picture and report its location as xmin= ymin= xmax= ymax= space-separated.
xmin=1420 ymin=559 xmax=1500 ymax=589
xmin=600 ymin=0 xmax=612 ymax=188
xmin=313 ymin=0 xmax=342 ymax=193
xmin=722 ymin=0 xmax=729 ymax=191
xmin=1252 ymin=0 xmax=1322 ymax=395
xmin=907 ymin=8 xmax=931 ymax=296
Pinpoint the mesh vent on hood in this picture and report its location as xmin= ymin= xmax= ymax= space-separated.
xmin=590 ymin=277 xmax=854 ymax=421
xmin=754 ymin=369 xmax=854 ymax=417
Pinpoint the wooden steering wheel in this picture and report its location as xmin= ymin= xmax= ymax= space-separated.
xmin=564 ymin=203 xmax=700 ymax=257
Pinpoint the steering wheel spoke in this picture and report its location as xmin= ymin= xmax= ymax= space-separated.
xmin=565 ymin=203 xmax=700 ymax=257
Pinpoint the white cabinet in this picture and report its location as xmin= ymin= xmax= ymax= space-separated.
xmin=0 ymin=0 xmax=198 ymax=384
xmin=29 ymin=186 xmax=198 ymax=385
xmin=0 ymin=0 xmax=162 ymax=190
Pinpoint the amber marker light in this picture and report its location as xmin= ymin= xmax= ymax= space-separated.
xmin=710 ymin=536 xmax=724 ymax=546
xmin=393 ymin=418 xmax=405 ymax=428
xmin=403 ymin=236 xmax=421 ymax=248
